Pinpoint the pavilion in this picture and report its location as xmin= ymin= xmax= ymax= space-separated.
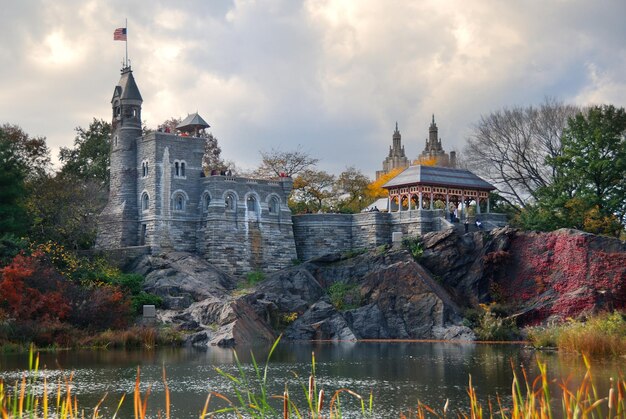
xmin=383 ymin=165 xmax=496 ymax=219
xmin=177 ymin=112 xmax=211 ymax=137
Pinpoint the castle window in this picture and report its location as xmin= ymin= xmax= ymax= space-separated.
xmin=141 ymin=192 xmax=149 ymax=211
xmin=141 ymin=160 xmax=149 ymax=178
xmin=225 ymin=193 xmax=236 ymax=211
xmin=269 ymin=197 xmax=279 ymax=214
xmin=174 ymin=160 xmax=187 ymax=178
xmin=247 ymin=196 xmax=258 ymax=214
xmin=202 ymin=193 xmax=211 ymax=211
xmin=171 ymin=190 xmax=188 ymax=212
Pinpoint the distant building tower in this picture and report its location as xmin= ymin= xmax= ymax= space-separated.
xmin=417 ymin=115 xmax=456 ymax=168
xmin=376 ymin=122 xmax=411 ymax=179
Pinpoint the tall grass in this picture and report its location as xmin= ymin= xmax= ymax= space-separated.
xmin=527 ymin=311 xmax=626 ymax=356
xmin=1 ymin=340 xmax=626 ymax=418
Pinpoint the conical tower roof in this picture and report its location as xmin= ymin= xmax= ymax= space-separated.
xmin=112 ymin=67 xmax=142 ymax=102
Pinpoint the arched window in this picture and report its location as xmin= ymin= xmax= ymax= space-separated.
xmin=247 ymin=196 xmax=258 ymax=213
xmin=181 ymin=162 xmax=185 ymax=177
xmin=141 ymin=192 xmax=149 ymax=211
xmin=269 ymin=197 xmax=279 ymax=214
xmin=141 ymin=161 xmax=149 ymax=178
xmin=175 ymin=162 xmax=180 ymax=177
xmin=225 ymin=193 xmax=236 ymax=211
xmin=172 ymin=191 xmax=187 ymax=212
xmin=202 ymin=192 xmax=211 ymax=211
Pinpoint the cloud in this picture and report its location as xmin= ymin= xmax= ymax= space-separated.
xmin=1 ymin=0 xmax=625 ymax=176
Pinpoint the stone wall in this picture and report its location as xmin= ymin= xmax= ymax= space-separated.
xmin=196 ymin=176 xmax=296 ymax=276
xmin=293 ymin=209 xmax=471 ymax=261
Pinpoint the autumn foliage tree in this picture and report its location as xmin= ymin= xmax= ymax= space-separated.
xmin=366 ymin=167 xmax=404 ymax=200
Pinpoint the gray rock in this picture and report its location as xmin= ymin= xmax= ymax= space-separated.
xmin=284 ymin=300 xmax=356 ymax=341
xmin=432 ymin=325 xmax=476 ymax=341
xmin=132 ymin=252 xmax=237 ymax=309
xmin=345 ymin=304 xmax=390 ymax=339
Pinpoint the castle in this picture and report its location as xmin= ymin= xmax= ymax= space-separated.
xmin=96 ymin=66 xmax=297 ymax=275
xmin=97 ymin=66 xmax=506 ymax=274
xmin=376 ymin=116 xmax=457 ymax=179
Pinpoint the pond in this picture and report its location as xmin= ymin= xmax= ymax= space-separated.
xmin=0 ymin=341 xmax=621 ymax=417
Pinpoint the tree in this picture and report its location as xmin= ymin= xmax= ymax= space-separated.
xmin=26 ymin=176 xmax=106 ymax=249
xmin=366 ymin=167 xmax=404 ymax=200
xmin=0 ymin=124 xmax=51 ymax=180
xmin=464 ymin=99 xmax=580 ymax=208
xmin=202 ymin=132 xmax=227 ymax=173
xmin=546 ymin=105 xmax=626 ymax=234
xmin=290 ymin=169 xmax=336 ymax=212
xmin=0 ymin=132 xmax=30 ymax=237
xmin=333 ymin=167 xmax=371 ymax=213
xmin=255 ymin=147 xmax=319 ymax=178
xmin=158 ymin=117 xmax=181 ymax=133
xmin=59 ymin=118 xmax=111 ymax=190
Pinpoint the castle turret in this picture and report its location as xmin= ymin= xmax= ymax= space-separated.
xmin=96 ymin=66 xmax=143 ymax=248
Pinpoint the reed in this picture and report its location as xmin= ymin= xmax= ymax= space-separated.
xmin=1 ymin=340 xmax=625 ymax=418
xmin=527 ymin=311 xmax=626 ymax=356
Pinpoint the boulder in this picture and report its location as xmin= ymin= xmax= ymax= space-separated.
xmin=132 ymin=252 xmax=237 ymax=309
xmin=284 ymin=300 xmax=356 ymax=341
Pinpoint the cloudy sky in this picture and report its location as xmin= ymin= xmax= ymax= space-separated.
xmin=2 ymin=0 xmax=625 ymax=177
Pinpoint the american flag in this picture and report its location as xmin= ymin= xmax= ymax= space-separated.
xmin=113 ymin=27 xmax=127 ymax=41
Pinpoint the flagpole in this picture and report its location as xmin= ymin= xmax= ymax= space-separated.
xmin=125 ymin=18 xmax=128 ymax=67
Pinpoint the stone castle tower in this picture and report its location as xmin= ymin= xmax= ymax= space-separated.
xmin=418 ymin=115 xmax=456 ymax=167
xmin=97 ymin=66 xmax=143 ymax=247
xmin=375 ymin=123 xmax=410 ymax=179
xmin=96 ymin=65 xmax=297 ymax=275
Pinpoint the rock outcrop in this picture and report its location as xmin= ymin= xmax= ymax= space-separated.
xmin=132 ymin=228 xmax=625 ymax=346
xmin=418 ymin=227 xmax=626 ymax=324
xmin=131 ymin=252 xmax=236 ymax=309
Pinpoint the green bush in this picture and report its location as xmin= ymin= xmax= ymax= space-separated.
xmin=245 ymin=270 xmax=266 ymax=286
xmin=525 ymin=325 xmax=560 ymax=348
xmin=401 ymin=236 xmax=423 ymax=259
xmin=131 ymin=291 xmax=164 ymax=314
xmin=0 ymin=234 xmax=28 ymax=267
xmin=474 ymin=306 xmax=519 ymax=341
xmin=328 ymin=282 xmax=361 ymax=310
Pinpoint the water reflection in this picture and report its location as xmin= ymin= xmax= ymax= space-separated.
xmin=0 ymin=342 xmax=622 ymax=418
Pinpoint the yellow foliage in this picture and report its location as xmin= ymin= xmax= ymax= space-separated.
xmin=366 ymin=167 xmax=405 ymax=199
xmin=413 ymin=156 xmax=438 ymax=166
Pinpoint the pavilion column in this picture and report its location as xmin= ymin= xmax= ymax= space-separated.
xmin=487 ymin=196 xmax=490 ymax=213
xmin=476 ymin=196 xmax=481 ymax=214
xmin=387 ymin=196 xmax=391 ymax=212
xmin=460 ymin=191 xmax=465 ymax=219
xmin=408 ymin=195 xmax=412 ymax=211
xmin=429 ymin=191 xmax=434 ymax=210
xmin=418 ymin=192 xmax=423 ymax=210
xmin=445 ymin=192 xmax=449 ymax=214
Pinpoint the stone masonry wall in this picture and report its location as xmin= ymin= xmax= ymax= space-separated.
xmin=293 ymin=209 xmax=449 ymax=261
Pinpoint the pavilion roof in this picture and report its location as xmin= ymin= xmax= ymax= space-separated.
xmin=177 ymin=113 xmax=210 ymax=131
xmin=383 ymin=165 xmax=496 ymax=191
